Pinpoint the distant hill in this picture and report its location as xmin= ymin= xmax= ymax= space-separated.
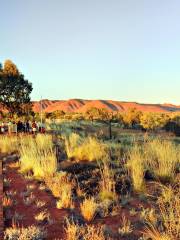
xmin=32 ymin=99 xmax=180 ymax=113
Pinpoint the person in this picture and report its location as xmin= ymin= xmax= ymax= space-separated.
xmin=25 ymin=120 xmax=30 ymax=133
xmin=8 ymin=120 xmax=12 ymax=135
xmin=12 ymin=121 xmax=17 ymax=134
xmin=17 ymin=121 xmax=22 ymax=132
xmin=1 ymin=122 xmax=5 ymax=134
xmin=32 ymin=121 xmax=37 ymax=135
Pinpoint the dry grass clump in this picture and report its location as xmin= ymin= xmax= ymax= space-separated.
xmin=56 ymin=184 xmax=74 ymax=209
xmin=35 ymin=210 xmax=50 ymax=223
xmin=143 ymin=184 xmax=180 ymax=240
xmin=0 ymin=135 xmax=19 ymax=153
xmin=143 ymin=225 xmax=172 ymax=240
xmin=35 ymin=199 xmax=46 ymax=208
xmin=126 ymin=145 xmax=145 ymax=193
xmin=83 ymin=225 xmax=108 ymax=240
xmin=127 ymin=138 xmax=179 ymax=192
xmin=45 ymin=171 xmax=74 ymax=209
xmin=118 ymin=215 xmax=133 ymax=236
xmin=140 ymin=207 xmax=158 ymax=225
xmin=65 ymin=133 xmax=109 ymax=162
xmin=99 ymin=162 xmax=117 ymax=202
xmin=64 ymin=219 xmax=110 ymax=240
xmin=80 ymin=197 xmax=97 ymax=222
xmin=4 ymin=225 xmax=46 ymax=240
xmin=3 ymin=195 xmax=13 ymax=208
xmin=45 ymin=171 xmax=71 ymax=198
xmin=64 ymin=218 xmax=81 ymax=240
xmin=144 ymin=139 xmax=179 ymax=182
xmin=19 ymin=134 xmax=57 ymax=179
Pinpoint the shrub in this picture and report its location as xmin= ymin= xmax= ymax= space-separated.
xmin=65 ymin=134 xmax=109 ymax=162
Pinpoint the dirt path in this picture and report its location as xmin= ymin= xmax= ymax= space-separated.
xmin=3 ymin=158 xmax=69 ymax=239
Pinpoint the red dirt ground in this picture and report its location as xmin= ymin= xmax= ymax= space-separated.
xmin=4 ymin=160 xmax=68 ymax=239
xmin=3 ymin=157 xmax=154 ymax=240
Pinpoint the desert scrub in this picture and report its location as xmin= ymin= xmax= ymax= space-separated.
xmin=83 ymin=225 xmax=109 ymax=240
xmin=126 ymin=145 xmax=145 ymax=193
xmin=144 ymin=139 xmax=179 ymax=182
xmin=19 ymin=134 xmax=57 ymax=179
xmin=80 ymin=197 xmax=97 ymax=222
xmin=64 ymin=218 xmax=81 ymax=240
xmin=99 ymin=162 xmax=117 ymax=202
xmin=0 ymin=135 xmax=19 ymax=153
xmin=56 ymin=183 xmax=74 ymax=209
xmin=144 ymin=185 xmax=180 ymax=239
xmin=64 ymin=219 xmax=109 ymax=240
xmin=3 ymin=195 xmax=13 ymax=208
xmin=35 ymin=210 xmax=50 ymax=223
xmin=45 ymin=171 xmax=72 ymax=198
xmin=4 ymin=225 xmax=46 ymax=240
xmin=64 ymin=133 xmax=109 ymax=162
xmin=36 ymin=199 xmax=46 ymax=208
xmin=140 ymin=207 xmax=157 ymax=225
xmin=118 ymin=215 xmax=133 ymax=236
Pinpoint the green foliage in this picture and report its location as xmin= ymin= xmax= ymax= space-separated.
xmin=0 ymin=59 xmax=33 ymax=115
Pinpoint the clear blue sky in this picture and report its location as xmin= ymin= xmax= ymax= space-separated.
xmin=0 ymin=0 xmax=180 ymax=104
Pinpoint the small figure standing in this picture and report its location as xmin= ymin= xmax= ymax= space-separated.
xmin=1 ymin=122 xmax=5 ymax=134
xmin=32 ymin=121 xmax=37 ymax=135
xmin=8 ymin=121 xmax=12 ymax=135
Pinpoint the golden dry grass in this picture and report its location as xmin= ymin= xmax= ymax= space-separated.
xmin=19 ymin=134 xmax=57 ymax=179
xmin=80 ymin=197 xmax=97 ymax=222
xmin=65 ymin=133 xmax=109 ymax=162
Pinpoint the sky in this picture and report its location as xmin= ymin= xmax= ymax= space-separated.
xmin=0 ymin=0 xmax=180 ymax=104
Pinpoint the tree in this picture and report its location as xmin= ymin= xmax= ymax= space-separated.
xmin=165 ymin=113 xmax=180 ymax=136
xmin=47 ymin=110 xmax=65 ymax=120
xmin=0 ymin=60 xmax=33 ymax=116
xmin=140 ymin=112 xmax=169 ymax=131
xmin=122 ymin=108 xmax=142 ymax=127
xmin=86 ymin=107 xmax=114 ymax=139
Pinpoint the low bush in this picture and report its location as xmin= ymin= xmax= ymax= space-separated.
xmin=64 ymin=133 xmax=109 ymax=162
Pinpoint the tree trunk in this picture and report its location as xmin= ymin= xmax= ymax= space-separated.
xmin=109 ymin=121 xmax=112 ymax=139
